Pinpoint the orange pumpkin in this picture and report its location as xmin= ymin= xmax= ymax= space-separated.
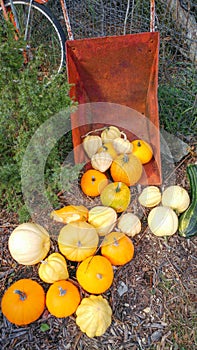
xmin=110 ymin=153 xmax=143 ymax=186
xmin=76 ymin=255 xmax=114 ymax=294
xmin=101 ymin=231 xmax=134 ymax=266
xmin=1 ymin=279 xmax=45 ymax=326
xmin=131 ymin=139 xmax=153 ymax=164
xmin=46 ymin=280 xmax=81 ymax=318
xmin=80 ymin=169 xmax=108 ymax=197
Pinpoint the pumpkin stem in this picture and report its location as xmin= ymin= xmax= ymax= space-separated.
xmin=115 ymin=182 xmax=121 ymax=193
xmin=14 ymin=289 xmax=27 ymax=301
xmin=77 ymin=240 xmax=82 ymax=247
xmin=96 ymin=273 xmax=103 ymax=280
xmin=58 ymin=286 xmax=67 ymax=296
xmin=123 ymin=154 xmax=129 ymax=163
xmin=81 ymin=126 xmax=106 ymax=138
xmin=91 ymin=176 xmax=96 ymax=183
xmin=40 ymin=260 xmax=47 ymax=264
xmin=137 ymin=141 xmax=142 ymax=147
xmin=113 ymin=237 xmax=119 ymax=246
xmin=102 ymin=145 xmax=108 ymax=151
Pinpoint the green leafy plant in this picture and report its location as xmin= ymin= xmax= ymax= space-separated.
xmin=158 ymin=63 xmax=196 ymax=137
xmin=0 ymin=23 xmax=80 ymax=221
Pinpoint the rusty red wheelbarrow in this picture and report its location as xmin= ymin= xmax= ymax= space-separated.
xmin=66 ymin=0 xmax=161 ymax=185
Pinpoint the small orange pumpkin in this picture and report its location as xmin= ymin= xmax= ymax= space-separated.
xmin=1 ymin=279 xmax=45 ymax=326
xmin=131 ymin=139 xmax=153 ymax=164
xmin=76 ymin=255 xmax=114 ymax=294
xmin=110 ymin=153 xmax=143 ymax=186
xmin=101 ymin=231 xmax=134 ymax=265
xmin=46 ymin=280 xmax=81 ymax=318
xmin=80 ymin=169 xmax=108 ymax=197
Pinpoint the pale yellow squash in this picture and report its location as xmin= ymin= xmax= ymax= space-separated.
xmin=38 ymin=252 xmax=69 ymax=283
xmin=58 ymin=221 xmax=99 ymax=261
xmin=88 ymin=206 xmax=117 ymax=236
xmin=76 ymin=295 xmax=112 ymax=338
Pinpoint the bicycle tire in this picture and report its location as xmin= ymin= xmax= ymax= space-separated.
xmin=0 ymin=0 xmax=66 ymax=77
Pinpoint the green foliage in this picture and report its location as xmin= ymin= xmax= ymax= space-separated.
xmin=158 ymin=63 xmax=197 ymax=136
xmin=0 ymin=24 xmax=80 ymax=220
xmin=40 ymin=323 xmax=50 ymax=332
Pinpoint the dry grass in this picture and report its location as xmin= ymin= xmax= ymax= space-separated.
xmin=0 ymin=153 xmax=197 ymax=350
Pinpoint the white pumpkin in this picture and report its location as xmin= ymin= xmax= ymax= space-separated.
xmin=8 ymin=222 xmax=50 ymax=265
xmin=138 ymin=186 xmax=162 ymax=207
xmin=83 ymin=135 xmax=102 ymax=158
xmin=91 ymin=152 xmax=113 ymax=172
xmin=148 ymin=206 xmax=178 ymax=237
xmin=113 ymin=133 xmax=133 ymax=154
xmin=117 ymin=213 xmax=141 ymax=237
xmin=101 ymin=126 xmax=121 ymax=143
xmin=161 ymin=185 xmax=190 ymax=213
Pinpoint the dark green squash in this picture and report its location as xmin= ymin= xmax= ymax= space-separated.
xmin=178 ymin=164 xmax=197 ymax=238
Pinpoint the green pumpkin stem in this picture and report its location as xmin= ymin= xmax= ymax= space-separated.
xmin=115 ymin=182 xmax=121 ymax=192
xmin=14 ymin=289 xmax=27 ymax=301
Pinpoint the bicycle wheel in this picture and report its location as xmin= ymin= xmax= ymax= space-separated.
xmin=0 ymin=0 xmax=66 ymax=77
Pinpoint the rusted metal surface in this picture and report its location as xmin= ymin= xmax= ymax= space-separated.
xmin=60 ymin=0 xmax=74 ymax=40
xmin=150 ymin=0 xmax=155 ymax=32
xmin=66 ymin=31 xmax=161 ymax=185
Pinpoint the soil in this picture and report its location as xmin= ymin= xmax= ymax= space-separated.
xmin=0 ymin=151 xmax=196 ymax=350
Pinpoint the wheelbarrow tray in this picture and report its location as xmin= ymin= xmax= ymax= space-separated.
xmin=66 ymin=31 xmax=162 ymax=185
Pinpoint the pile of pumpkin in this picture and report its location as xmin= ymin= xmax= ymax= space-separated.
xmin=80 ymin=125 xmax=153 ymax=197
xmin=1 ymin=125 xmax=196 ymax=338
xmin=1 ymin=212 xmax=136 ymax=337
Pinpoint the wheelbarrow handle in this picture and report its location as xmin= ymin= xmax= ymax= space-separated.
xmin=150 ymin=0 xmax=156 ymax=32
xmin=60 ymin=0 xmax=74 ymax=40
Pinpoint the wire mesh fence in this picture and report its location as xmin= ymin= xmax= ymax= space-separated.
xmin=49 ymin=0 xmax=196 ymax=137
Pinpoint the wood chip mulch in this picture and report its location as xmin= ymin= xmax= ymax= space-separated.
xmin=0 ymin=152 xmax=197 ymax=350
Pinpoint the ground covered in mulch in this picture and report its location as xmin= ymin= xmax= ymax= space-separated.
xmin=0 ymin=151 xmax=197 ymax=350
